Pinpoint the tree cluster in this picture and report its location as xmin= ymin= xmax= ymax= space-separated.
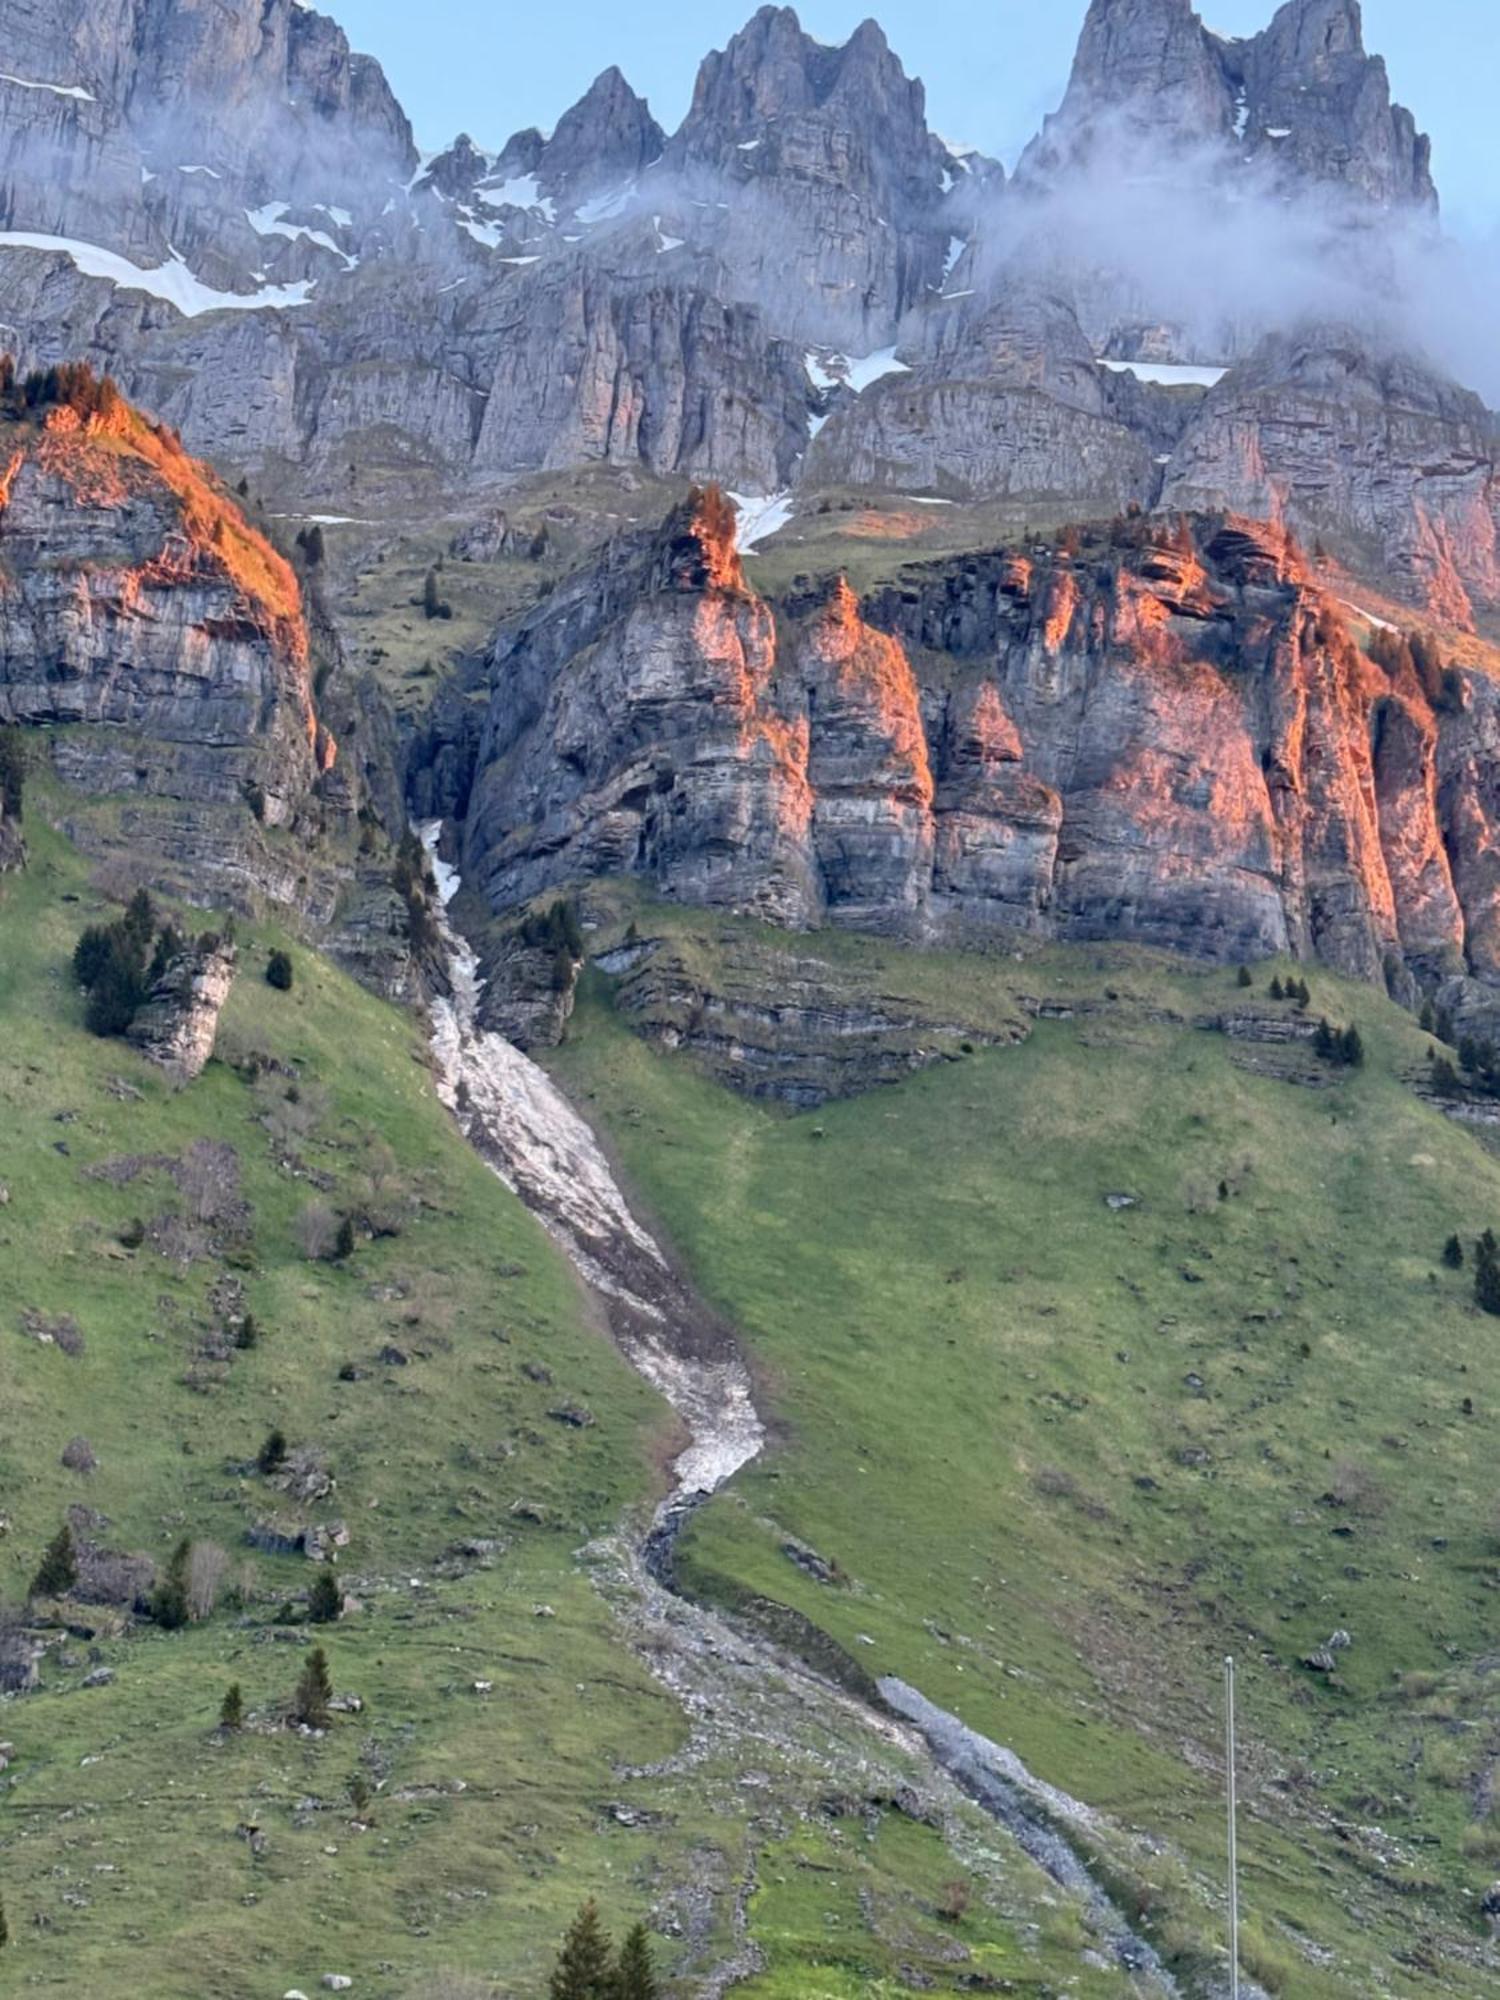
xmin=1269 ymin=974 xmax=1311 ymax=1006
xmin=71 ymin=889 xmax=189 ymax=1039
xmin=1477 ymin=1231 xmax=1500 ymax=1317
xmin=293 ymin=523 xmax=325 ymax=568
xmin=1367 ymin=623 xmax=1462 ymax=712
xmin=392 ymin=831 xmax=438 ymax=955
xmin=0 ymin=356 xmax=122 ymax=424
xmin=1313 ymin=1018 xmax=1364 ymax=1068
xmin=517 ymin=898 xmax=584 ymax=991
xmin=0 ymin=727 xmax=24 ymax=820
xmin=548 ymin=1901 xmax=659 ymax=2000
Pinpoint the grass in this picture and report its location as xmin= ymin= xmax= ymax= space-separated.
xmin=0 ymin=813 xmax=689 ymax=1997
xmin=545 ymin=910 xmax=1500 ymax=1996
xmin=0 ymin=816 xmax=1137 ymax=1998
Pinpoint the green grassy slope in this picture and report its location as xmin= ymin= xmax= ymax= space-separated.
xmin=0 ymin=817 xmax=1139 ymax=2000
xmin=546 ymin=920 xmax=1500 ymax=1996
xmin=0 ymin=814 xmax=683 ymax=1997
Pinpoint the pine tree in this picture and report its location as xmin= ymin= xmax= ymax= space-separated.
xmin=0 ymin=1889 xmax=8 ymax=1948
xmin=219 ymin=1682 xmax=245 ymax=1731
xmin=332 ymin=1214 xmax=356 ymax=1261
xmin=1420 ymin=1000 xmax=1435 ymax=1033
xmin=152 ymin=1538 xmax=191 ymax=1629
xmin=308 ymin=1569 xmax=342 ymax=1624
xmin=292 ymin=1645 xmax=333 ymax=1729
xmin=1235 ymin=965 xmax=1252 ymax=989
xmin=1269 ymin=976 xmax=1284 ymax=1001
xmin=1477 ymin=1241 xmax=1500 ymax=1318
xmin=0 ymin=726 xmax=25 ymax=820
xmin=1340 ymin=1025 xmax=1365 ymax=1068
xmin=615 ymin=1921 xmax=660 ymax=2000
xmin=549 ymin=1899 xmax=615 ymax=2000
xmin=1314 ymin=1018 xmax=1337 ymax=1061
xmin=1429 ymin=1053 xmax=1460 ymax=1096
xmin=257 ymin=1428 xmax=287 ymax=1474
xmin=265 ymin=948 xmax=294 ymax=991
xmin=1443 ymin=1234 xmax=1465 ymax=1270
xmin=31 ymin=1521 xmax=77 ymax=1600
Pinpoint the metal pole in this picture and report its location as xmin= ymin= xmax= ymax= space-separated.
xmin=1226 ymin=1655 xmax=1240 ymax=2000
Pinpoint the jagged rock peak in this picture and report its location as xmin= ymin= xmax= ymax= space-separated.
xmin=674 ymin=6 xmax=928 ymax=155
xmin=1025 ymin=0 xmax=1435 ymax=207
xmin=542 ymin=64 xmax=664 ymax=196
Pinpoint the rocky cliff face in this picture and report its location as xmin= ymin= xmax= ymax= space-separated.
xmin=0 ymin=0 xmax=1485 ymax=642
xmin=0 ymin=392 xmax=328 ymax=835
xmin=450 ymin=494 xmax=1500 ymax=994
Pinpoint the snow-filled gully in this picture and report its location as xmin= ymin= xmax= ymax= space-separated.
xmin=419 ymin=822 xmax=1181 ymax=1994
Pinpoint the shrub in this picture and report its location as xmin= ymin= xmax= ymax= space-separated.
xmin=265 ymin=949 xmax=294 ymax=991
xmin=937 ymin=1879 xmax=971 ymax=1922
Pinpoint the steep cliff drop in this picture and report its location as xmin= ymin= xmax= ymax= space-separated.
xmin=419 ymin=820 xmax=1191 ymax=1996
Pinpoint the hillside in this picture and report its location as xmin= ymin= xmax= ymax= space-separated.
xmin=0 ymin=808 xmax=1171 ymax=1999
xmin=545 ymin=896 xmax=1500 ymax=1995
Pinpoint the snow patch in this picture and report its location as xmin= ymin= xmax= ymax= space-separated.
xmin=0 ymin=72 xmax=95 ymax=103
xmin=1266 ymin=127 xmax=1292 ymax=139
xmin=1099 ymin=359 xmax=1227 ymax=388
xmin=943 ymin=234 xmax=965 ymax=280
xmin=478 ymin=174 xmax=556 ymax=222
xmin=246 ymin=201 xmax=355 ymax=268
xmin=0 ymin=232 xmax=314 ymax=316
xmin=728 ymin=491 xmax=794 ymax=550
xmin=575 ymin=183 xmax=633 ymax=225
xmin=653 ymin=216 xmax=684 ymax=253
xmin=844 ymin=346 xmax=911 ymax=393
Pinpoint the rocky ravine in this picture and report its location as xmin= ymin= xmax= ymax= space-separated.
xmin=419 ymin=820 xmax=1209 ymax=1995
xmin=448 ymin=491 xmax=1500 ymax=1011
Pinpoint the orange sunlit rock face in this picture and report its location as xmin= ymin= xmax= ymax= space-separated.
xmin=467 ymin=500 xmax=1500 ymax=987
xmin=0 ymin=381 xmax=334 ymax=854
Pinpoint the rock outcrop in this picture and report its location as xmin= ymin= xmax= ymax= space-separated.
xmin=126 ymin=935 xmax=236 ymax=1081
xmin=448 ymin=496 xmax=1500 ymax=994
xmin=0 ymin=382 xmax=340 ymax=904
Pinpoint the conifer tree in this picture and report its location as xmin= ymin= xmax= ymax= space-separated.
xmin=257 ymin=1428 xmax=287 ymax=1474
xmin=31 ymin=1522 xmax=77 ymax=1600
xmin=219 ymin=1682 xmax=245 ymax=1731
xmin=615 ymin=1921 xmax=660 ymax=2000
xmin=292 ymin=1645 xmax=333 ymax=1729
xmin=548 ymin=1899 xmax=615 ymax=2000
xmin=308 ymin=1569 xmax=342 ymax=1625
xmin=1269 ymin=976 xmax=1284 ymax=1001
xmin=1235 ymin=965 xmax=1252 ymax=989
xmin=1443 ymin=1234 xmax=1465 ymax=1269
xmin=152 ymin=1537 xmax=191 ymax=1629
xmin=0 ymin=1888 xmax=8 ymax=1948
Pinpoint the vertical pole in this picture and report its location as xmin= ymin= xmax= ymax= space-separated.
xmin=1226 ymin=1655 xmax=1240 ymax=2000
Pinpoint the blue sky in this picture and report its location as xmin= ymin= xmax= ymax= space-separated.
xmin=329 ymin=0 xmax=1498 ymax=233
